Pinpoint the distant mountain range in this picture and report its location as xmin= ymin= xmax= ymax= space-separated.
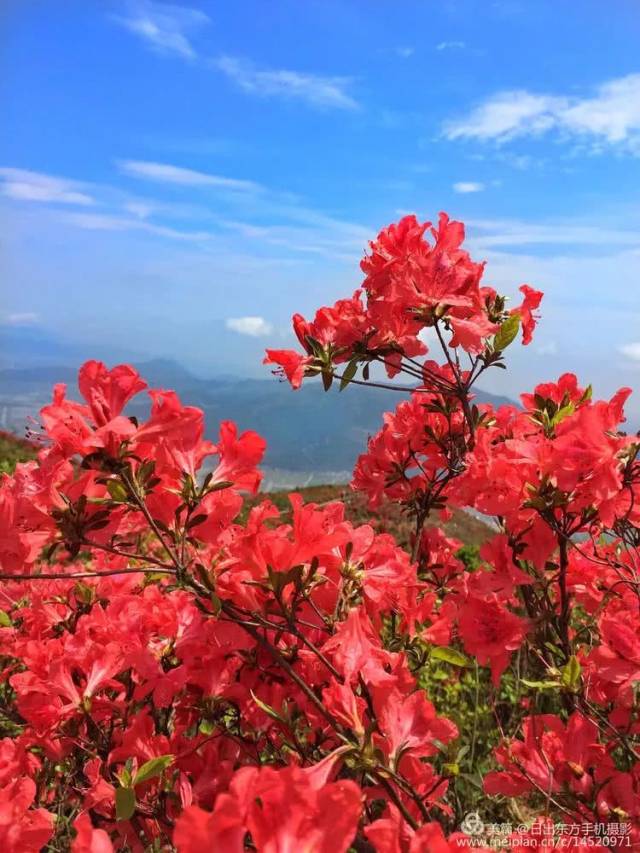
xmin=0 ymin=356 xmax=514 ymax=476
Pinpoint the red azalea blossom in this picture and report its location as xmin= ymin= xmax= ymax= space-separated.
xmin=514 ymin=284 xmax=543 ymax=345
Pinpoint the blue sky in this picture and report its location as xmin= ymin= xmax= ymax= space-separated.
xmin=1 ymin=0 xmax=640 ymax=422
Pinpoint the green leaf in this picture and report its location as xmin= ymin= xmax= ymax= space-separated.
xmin=339 ymin=358 xmax=359 ymax=391
xmin=267 ymin=564 xmax=303 ymax=597
xmin=458 ymin=771 xmax=484 ymax=790
xmin=117 ymin=765 xmax=132 ymax=788
xmin=0 ymin=609 xmax=12 ymax=627
xmin=143 ymin=572 xmax=170 ymax=584
xmin=133 ymin=754 xmax=174 ymax=787
xmin=321 ymin=369 xmax=333 ymax=392
xmin=493 ymin=314 xmax=520 ymax=352
xmin=561 ymin=656 xmax=581 ymax=692
xmin=74 ymin=582 xmax=94 ymax=605
xmin=209 ymin=480 xmax=233 ymax=492
xmin=455 ymin=744 xmax=470 ymax=763
xmin=250 ymin=690 xmax=287 ymax=723
xmin=552 ymin=402 xmax=575 ymax=426
xmin=106 ymin=480 xmax=129 ymax=503
xmin=187 ymin=513 xmax=208 ymax=529
xmin=199 ymin=718 xmax=215 ymax=735
xmin=115 ymin=786 xmax=136 ymax=820
xmin=580 ymin=384 xmax=593 ymax=404
xmin=193 ymin=563 xmax=213 ymax=592
xmin=521 ymin=679 xmax=560 ymax=690
xmin=304 ymin=335 xmax=324 ymax=358
xmin=430 ymin=646 xmax=471 ymax=667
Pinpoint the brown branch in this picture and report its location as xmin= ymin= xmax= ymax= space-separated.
xmin=0 ymin=566 xmax=176 ymax=582
xmin=370 ymin=771 xmax=419 ymax=831
xmin=120 ymin=469 xmax=185 ymax=572
xmin=219 ymin=600 xmax=347 ymax=735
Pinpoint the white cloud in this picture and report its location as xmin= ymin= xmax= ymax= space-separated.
xmin=436 ymin=40 xmax=466 ymax=51
xmin=218 ymin=212 xmax=371 ymax=262
xmin=453 ymin=181 xmax=485 ymax=193
xmin=395 ymin=46 xmax=414 ymax=58
xmin=118 ymin=160 xmax=261 ymax=193
xmin=225 ymin=316 xmax=273 ymax=337
xmin=497 ymin=152 xmax=546 ymax=171
xmin=64 ymin=211 xmax=210 ymax=241
xmin=0 ymin=161 xmax=370 ymax=261
xmin=213 ymin=56 xmax=359 ymax=111
xmin=619 ymin=342 xmax=640 ymax=362
xmin=445 ymin=91 xmax=564 ymax=142
xmin=0 ymin=168 xmax=94 ymax=205
xmin=112 ymin=1 xmax=210 ymax=59
xmin=467 ymin=217 xmax=640 ymax=251
xmin=443 ymin=74 xmax=640 ymax=154
xmin=123 ymin=200 xmax=154 ymax=219
xmin=5 ymin=312 xmax=39 ymax=326
xmin=561 ymin=76 xmax=640 ymax=144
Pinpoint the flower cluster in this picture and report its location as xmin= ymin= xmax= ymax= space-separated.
xmin=0 ymin=360 xmax=471 ymax=851
xmin=1 ymin=211 xmax=638 ymax=851
xmin=265 ymin=213 xmax=542 ymax=387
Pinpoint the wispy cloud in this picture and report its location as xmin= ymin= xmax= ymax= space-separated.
xmin=395 ymin=46 xmax=415 ymax=59
xmin=0 ymin=168 xmax=94 ymax=205
xmin=619 ymin=342 xmax=640 ymax=362
xmin=467 ymin=217 xmax=640 ymax=251
xmin=112 ymin=1 xmax=210 ymax=59
xmin=118 ymin=160 xmax=262 ymax=193
xmin=0 ymin=160 xmax=369 ymax=263
xmin=64 ymin=211 xmax=210 ymax=241
xmin=445 ymin=92 xmax=564 ymax=142
xmin=5 ymin=312 xmax=39 ymax=326
xmin=436 ymin=40 xmax=466 ymax=51
xmin=225 ymin=316 xmax=273 ymax=337
xmin=453 ymin=181 xmax=485 ymax=193
xmin=123 ymin=200 xmax=154 ymax=219
xmin=219 ymin=213 xmax=370 ymax=262
xmin=213 ymin=56 xmax=360 ymax=111
xmin=443 ymin=73 xmax=640 ymax=154
xmin=496 ymin=152 xmax=546 ymax=171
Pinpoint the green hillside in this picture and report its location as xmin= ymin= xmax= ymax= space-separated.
xmin=0 ymin=430 xmax=38 ymax=474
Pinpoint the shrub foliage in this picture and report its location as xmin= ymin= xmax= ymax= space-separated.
xmin=1 ymin=212 xmax=639 ymax=851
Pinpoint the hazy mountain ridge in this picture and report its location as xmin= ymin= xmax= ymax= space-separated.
xmin=0 ymin=356 xmax=514 ymax=473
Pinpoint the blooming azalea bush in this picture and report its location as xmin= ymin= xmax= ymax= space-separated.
xmin=1 ymin=211 xmax=639 ymax=851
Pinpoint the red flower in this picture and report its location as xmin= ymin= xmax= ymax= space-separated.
xmin=263 ymin=349 xmax=312 ymax=389
xmin=457 ymin=595 xmax=527 ymax=685
xmin=514 ymin=284 xmax=543 ymax=345
xmin=78 ymin=360 xmax=146 ymax=426
xmin=71 ymin=813 xmax=113 ymax=853
xmin=0 ymin=777 xmax=54 ymax=852
xmin=372 ymin=684 xmax=458 ymax=763
xmin=448 ymin=313 xmax=500 ymax=354
xmin=175 ymin=758 xmax=362 ymax=853
xmin=484 ymin=713 xmax=607 ymax=799
xmin=207 ymin=420 xmax=266 ymax=493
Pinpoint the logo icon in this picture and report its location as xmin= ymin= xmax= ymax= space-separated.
xmin=460 ymin=812 xmax=485 ymax=836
